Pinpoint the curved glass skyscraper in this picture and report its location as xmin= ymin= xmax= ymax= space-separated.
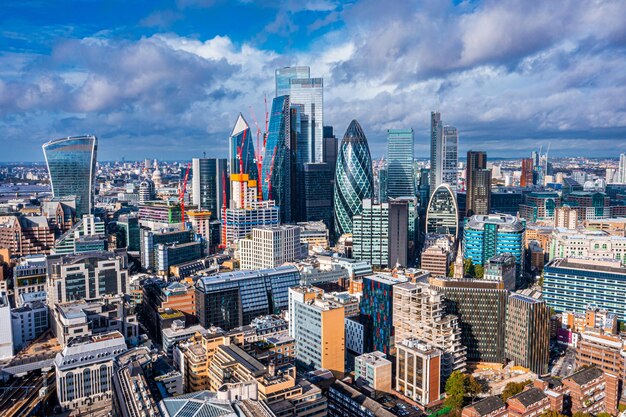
xmin=425 ymin=183 xmax=458 ymax=236
xmin=42 ymin=135 xmax=97 ymax=217
xmin=334 ymin=120 xmax=374 ymax=236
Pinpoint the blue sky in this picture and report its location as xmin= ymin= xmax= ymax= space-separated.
xmin=1 ymin=0 xmax=626 ymax=161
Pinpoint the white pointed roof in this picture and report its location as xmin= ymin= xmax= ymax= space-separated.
xmin=231 ymin=113 xmax=250 ymax=137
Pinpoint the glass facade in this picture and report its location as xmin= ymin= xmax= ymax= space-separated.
xmin=192 ymin=158 xmax=227 ymax=219
xmin=299 ymin=162 xmax=334 ymax=230
xmin=195 ymin=266 xmax=300 ymax=330
xmin=442 ymin=126 xmax=458 ymax=191
xmin=360 ymin=275 xmax=404 ymax=355
xmin=386 ymin=129 xmax=415 ymax=198
xmin=429 ymin=112 xmax=442 ymax=191
xmin=275 ymin=66 xmax=310 ymax=97
xmin=42 ymin=135 xmax=97 ymax=217
xmin=262 ymin=95 xmax=292 ymax=223
xmin=425 ymin=183 xmax=459 ymax=236
xmin=543 ymin=260 xmax=626 ymax=320
xmin=333 ymin=120 xmax=374 ymax=236
xmin=229 ymin=114 xmax=258 ymax=182
xmin=463 ymin=214 xmax=525 ymax=286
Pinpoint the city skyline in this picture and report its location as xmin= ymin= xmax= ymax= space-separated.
xmin=1 ymin=0 xmax=626 ymax=161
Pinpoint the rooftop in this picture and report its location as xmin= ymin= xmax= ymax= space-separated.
xmin=466 ymin=214 xmax=524 ymax=232
xmin=564 ymin=366 xmax=604 ymax=386
xmin=468 ymin=396 xmax=506 ymax=416
xmin=546 ymin=257 xmax=626 ymax=275
xmin=509 ymin=387 xmax=546 ymax=408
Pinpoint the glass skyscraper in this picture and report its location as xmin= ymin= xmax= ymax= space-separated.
xmin=229 ymin=113 xmax=258 ymax=181
xmin=387 ymin=129 xmax=415 ymax=198
xmin=262 ymin=95 xmax=292 ymax=223
xmin=192 ymin=158 xmax=227 ymax=220
xmin=425 ymin=183 xmax=459 ymax=236
xmin=429 ymin=112 xmax=443 ymax=192
xmin=275 ymin=66 xmax=324 ymax=163
xmin=442 ymin=126 xmax=459 ymax=191
xmin=333 ymin=120 xmax=374 ymax=236
xmin=42 ymin=135 xmax=97 ymax=217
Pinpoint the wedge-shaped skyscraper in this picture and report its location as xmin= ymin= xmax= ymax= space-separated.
xmin=334 ymin=120 xmax=374 ymax=236
xmin=229 ymin=113 xmax=258 ymax=182
xmin=42 ymin=135 xmax=97 ymax=218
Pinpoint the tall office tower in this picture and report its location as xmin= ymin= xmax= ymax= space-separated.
xmin=239 ymin=225 xmax=305 ymax=270
xmin=334 ymin=120 xmax=375 ymax=236
xmin=299 ymin=162 xmax=334 ymax=230
xmin=360 ymin=274 xmax=408 ymax=355
xmin=466 ymin=151 xmax=491 ymax=216
xmin=275 ymin=66 xmax=324 ymax=163
xmin=377 ymin=166 xmax=388 ymax=203
xmin=520 ymin=158 xmax=534 ymax=187
xmin=289 ymin=286 xmax=345 ymax=377
xmin=228 ymin=113 xmax=258 ymax=181
xmin=429 ymin=276 xmax=508 ymax=363
xmin=392 ymin=281 xmax=466 ymax=382
xmin=505 ymin=290 xmax=550 ymax=375
xmin=463 ymin=214 xmax=526 ymax=287
xmin=138 ymin=178 xmax=155 ymax=203
xmin=429 ymin=112 xmax=443 ymax=192
xmin=619 ymin=153 xmax=626 ymax=183
xmin=192 ymin=158 xmax=227 ymax=219
xmin=42 ymin=135 xmax=97 ymax=217
xmin=262 ymin=95 xmax=293 ymax=223
xmin=417 ymin=168 xmax=430 ymax=208
xmin=387 ymin=129 xmax=415 ymax=198
xmin=46 ymin=250 xmax=129 ymax=305
xmin=352 ymin=198 xmax=418 ymax=269
xmin=221 ymin=174 xmax=279 ymax=246
xmin=323 ymin=126 xmax=338 ymax=167
xmin=425 ymin=183 xmax=459 ymax=236
xmin=442 ymin=126 xmax=459 ymax=190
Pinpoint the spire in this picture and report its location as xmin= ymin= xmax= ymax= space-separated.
xmin=231 ymin=113 xmax=249 ymax=137
xmin=454 ymin=249 xmax=464 ymax=278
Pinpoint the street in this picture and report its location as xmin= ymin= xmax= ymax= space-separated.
xmin=551 ymin=346 xmax=576 ymax=377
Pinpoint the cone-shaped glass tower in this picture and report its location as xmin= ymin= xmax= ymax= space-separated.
xmin=334 ymin=120 xmax=374 ymax=236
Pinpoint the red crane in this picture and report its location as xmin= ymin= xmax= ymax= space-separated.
xmin=265 ymin=146 xmax=278 ymax=200
xmin=178 ymin=162 xmax=191 ymax=229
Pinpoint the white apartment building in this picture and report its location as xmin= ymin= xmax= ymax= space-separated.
xmin=239 ymin=225 xmax=305 ymax=270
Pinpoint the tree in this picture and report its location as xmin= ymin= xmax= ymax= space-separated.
xmin=447 ymin=263 xmax=455 ymax=277
xmin=572 ymin=412 xmax=592 ymax=417
xmin=464 ymin=258 xmax=475 ymax=277
xmin=596 ymin=413 xmax=611 ymax=417
xmin=501 ymin=380 xmax=532 ymax=402
xmin=474 ymin=265 xmax=484 ymax=279
xmin=541 ymin=411 xmax=567 ymax=417
xmin=466 ymin=375 xmax=483 ymax=402
xmin=444 ymin=371 xmax=467 ymax=414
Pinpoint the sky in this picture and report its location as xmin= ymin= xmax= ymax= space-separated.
xmin=1 ymin=0 xmax=626 ymax=162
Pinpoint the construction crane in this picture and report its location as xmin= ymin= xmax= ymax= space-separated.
xmin=178 ymin=163 xmax=191 ymax=230
xmin=265 ymin=146 xmax=278 ymax=200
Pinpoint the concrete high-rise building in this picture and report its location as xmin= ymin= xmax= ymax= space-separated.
xmin=289 ymin=286 xmax=345 ymax=377
xmin=396 ymin=339 xmax=442 ymax=406
xmin=275 ymin=66 xmax=324 ymax=163
xmin=138 ymin=178 xmax=155 ymax=203
xmin=388 ymin=198 xmax=418 ymax=267
xmin=393 ymin=281 xmax=466 ymax=382
xmin=239 ymin=226 xmax=305 ymax=270
xmin=192 ymin=157 xmax=227 ymax=220
xmin=466 ymin=151 xmax=491 ymax=216
xmin=484 ymin=254 xmax=516 ymax=291
xmin=0 ymin=215 xmax=55 ymax=256
xmin=429 ymin=112 xmax=443 ymax=192
xmin=221 ymin=174 xmax=279 ymax=246
xmin=426 ymin=183 xmax=459 ymax=237
xmin=228 ymin=113 xmax=258 ymax=182
xmin=429 ymin=277 xmax=508 ymax=363
xmin=43 ymin=135 xmax=97 ymax=217
xmin=618 ymin=153 xmax=626 ymax=183
xmin=354 ymin=351 xmax=392 ymax=393
xmin=386 ymin=129 xmax=415 ymax=198
xmin=334 ymin=120 xmax=374 ymax=236
xmin=553 ymin=206 xmax=578 ymax=229
xmin=520 ymin=158 xmax=534 ymax=187
xmin=505 ymin=290 xmax=550 ymax=375
xmin=442 ymin=126 xmax=459 ymax=191
xmin=47 ymin=251 xmax=129 ymax=305
xmin=463 ymin=214 xmax=526 ymax=286
xmin=421 ymin=246 xmax=449 ymax=277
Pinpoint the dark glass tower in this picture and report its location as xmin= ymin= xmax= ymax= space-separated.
xmin=42 ymin=135 xmax=97 ymax=218
xmin=262 ymin=95 xmax=292 ymax=223
xmin=229 ymin=113 xmax=258 ymax=182
xmin=333 ymin=120 xmax=374 ymax=236
xmin=192 ymin=158 xmax=228 ymax=220
xmin=466 ymin=151 xmax=491 ymax=217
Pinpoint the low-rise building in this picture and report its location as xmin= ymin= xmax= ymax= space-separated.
xmin=506 ymin=387 xmax=551 ymax=417
xmin=162 ymin=320 xmax=208 ymax=359
xmin=562 ymin=366 xmax=619 ymax=416
xmin=354 ymin=351 xmax=392 ymax=393
xmin=11 ymin=301 xmax=48 ymax=352
xmin=395 ymin=339 xmax=441 ymax=406
xmin=327 ymin=380 xmax=395 ymax=417
xmin=13 ymin=255 xmax=47 ymax=305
